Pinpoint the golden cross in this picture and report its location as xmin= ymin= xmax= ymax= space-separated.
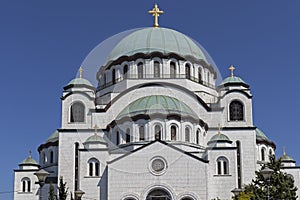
xmin=148 ymin=4 xmax=164 ymax=28
xmin=94 ymin=125 xmax=99 ymax=134
xmin=229 ymin=65 xmax=235 ymax=77
xmin=79 ymin=66 xmax=83 ymax=78
xmin=283 ymin=146 xmax=286 ymax=156
xmin=29 ymin=150 xmax=32 ymax=158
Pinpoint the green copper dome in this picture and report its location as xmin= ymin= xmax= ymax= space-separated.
xmin=67 ymin=78 xmax=93 ymax=87
xmin=256 ymin=128 xmax=271 ymax=143
xmin=281 ymin=153 xmax=295 ymax=163
xmin=46 ymin=130 xmax=59 ymax=143
xmin=108 ymin=27 xmax=208 ymax=62
xmin=221 ymin=76 xmax=245 ymax=85
xmin=208 ymin=133 xmax=232 ymax=144
xmin=117 ymin=95 xmax=198 ymax=119
xmin=85 ymin=134 xmax=106 ymax=143
xmin=20 ymin=155 xmax=39 ymax=166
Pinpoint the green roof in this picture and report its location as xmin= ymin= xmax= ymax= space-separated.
xmin=221 ymin=76 xmax=245 ymax=85
xmin=256 ymin=128 xmax=271 ymax=142
xmin=20 ymin=156 xmax=38 ymax=166
xmin=117 ymin=95 xmax=198 ymax=120
xmin=46 ymin=130 xmax=59 ymax=143
xmin=208 ymin=133 xmax=232 ymax=143
xmin=85 ymin=134 xmax=106 ymax=143
xmin=108 ymin=27 xmax=208 ymax=62
xmin=67 ymin=78 xmax=93 ymax=87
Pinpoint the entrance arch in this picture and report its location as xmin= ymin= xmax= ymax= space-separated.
xmin=146 ymin=188 xmax=172 ymax=200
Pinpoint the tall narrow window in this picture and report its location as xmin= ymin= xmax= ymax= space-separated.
xmin=171 ymin=125 xmax=177 ymax=141
xmin=198 ymin=69 xmax=202 ymax=83
xmin=261 ymin=148 xmax=266 ymax=161
xmin=50 ymin=151 xmax=54 ymax=163
xmin=103 ymin=73 xmax=106 ymax=85
xmin=185 ymin=127 xmax=190 ymax=142
xmin=139 ymin=125 xmax=145 ymax=141
xmin=170 ymin=62 xmax=176 ymax=78
xmin=112 ymin=69 xmax=116 ymax=84
xmin=207 ymin=72 xmax=210 ymax=84
xmin=70 ymin=102 xmax=85 ymax=123
xmin=116 ymin=131 xmax=120 ymax=145
xmin=21 ymin=178 xmax=31 ymax=193
xmin=154 ymin=125 xmax=162 ymax=140
xmin=229 ymin=100 xmax=244 ymax=121
xmin=154 ymin=61 xmax=160 ymax=78
xmin=236 ymin=141 xmax=242 ymax=188
xmin=138 ymin=62 xmax=143 ymax=79
xmin=216 ymin=157 xmax=229 ymax=175
xmin=88 ymin=158 xmax=100 ymax=177
xmin=123 ymin=65 xmax=128 ymax=79
xmin=196 ymin=129 xmax=200 ymax=144
xmin=126 ymin=128 xmax=131 ymax=143
xmin=185 ymin=64 xmax=191 ymax=79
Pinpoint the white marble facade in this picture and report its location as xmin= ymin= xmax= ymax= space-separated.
xmin=14 ymin=26 xmax=300 ymax=200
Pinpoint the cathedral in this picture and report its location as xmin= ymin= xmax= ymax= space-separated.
xmin=13 ymin=4 xmax=300 ymax=200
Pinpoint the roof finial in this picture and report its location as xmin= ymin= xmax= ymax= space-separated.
xmin=229 ymin=65 xmax=235 ymax=77
xmin=283 ymin=146 xmax=286 ymax=156
xmin=93 ymin=125 xmax=99 ymax=135
xmin=79 ymin=66 xmax=83 ymax=78
xmin=29 ymin=150 xmax=32 ymax=158
xmin=148 ymin=4 xmax=164 ymax=28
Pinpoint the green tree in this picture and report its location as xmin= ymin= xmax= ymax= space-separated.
xmin=58 ymin=177 xmax=68 ymax=200
xmin=48 ymin=182 xmax=56 ymax=200
xmin=244 ymin=155 xmax=297 ymax=200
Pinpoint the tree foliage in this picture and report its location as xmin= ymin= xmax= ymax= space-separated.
xmin=244 ymin=155 xmax=297 ymax=200
xmin=58 ymin=177 xmax=68 ymax=200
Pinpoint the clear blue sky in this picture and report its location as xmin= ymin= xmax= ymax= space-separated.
xmin=1 ymin=1 xmax=300 ymax=199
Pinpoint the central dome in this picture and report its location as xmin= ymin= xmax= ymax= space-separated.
xmin=108 ymin=27 xmax=208 ymax=63
xmin=117 ymin=95 xmax=198 ymax=120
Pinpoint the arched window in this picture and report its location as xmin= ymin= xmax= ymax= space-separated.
xmin=196 ymin=129 xmax=200 ymax=144
xmin=154 ymin=125 xmax=162 ymax=140
xmin=261 ymin=147 xmax=266 ymax=161
xmin=123 ymin=65 xmax=128 ymax=79
xmin=116 ymin=131 xmax=120 ymax=145
xmin=112 ymin=69 xmax=116 ymax=84
xmin=269 ymin=149 xmax=273 ymax=156
xmin=154 ymin=61 xmax=160 ymax=78
xmin=171 ymin=125 xmax=177 ymax=141
xmin=70 ymin=102 xmax=85 ymax=123
xmin=147 ymin=189 xmax=171 ymax=200
xmin=185 ymin=64 xmax=191 ymax=79
xmin=216 ymin=157 xmax=229 ymax=175
xmin=229 ymin=100 xmax=244 ymax=121
xmin=42 ymin=152 xmax=46 ymax=164
xmin=170 ymin=62 xmax=176 ymax=78
xmin=185 ymin=127 xmax=190 ymax=142
xmin=88 ymin=158 xmax=100 ymax=177
xmin=103 ymin=73 xmax=106 ymax=85
xmin=50 ymin=151 xmax=54 ymax=163
xmin=139 ymin=125 xmax=145 ymax=141
xmin=207 ymin=71 xmax=210 ymax=84
xmin=21 ymin=177 xmax=31 ymax=193
xmin=198 ymin=68 xmax=202 ymax=83
xmin=126 ymin=128 xmax=131 ymax=143
xmin=138 ymin=62 xmax=144 ymax=79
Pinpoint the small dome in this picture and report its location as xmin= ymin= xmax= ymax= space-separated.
xmin=46 ymin=130 xmax=59 ymax=143
xmin=85 ymin=134 xmax=106 ymax=144
xmin=221 ymin=76 xmax=245 ymax=85
xmin=19 ymin=155 xmax=39 ymax=166
xmin=255 ymin=128 xmax=276 ymax=148
xmin=208 ymin=133 xmax=232 ymax=145
xmin=281 ymin=153 xmax=295 ymax=163
xmin=67 ymin=78 xmax=94 ymax=87
xmin=117 ymin=95 xmax=198 ymax=120
xmin=108 ymin=27 xmax=208 ymax=63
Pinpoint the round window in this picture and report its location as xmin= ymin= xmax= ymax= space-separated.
xmin=149 ymin=157 xmax=167 ymax=175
